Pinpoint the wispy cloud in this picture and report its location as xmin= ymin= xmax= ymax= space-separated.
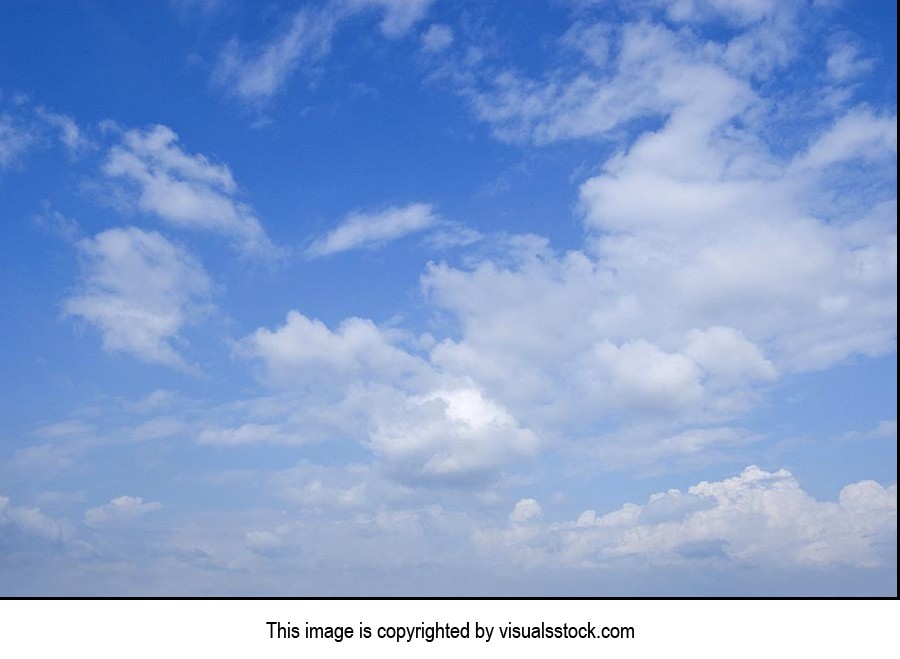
xmin=214 ymin=6 xmax=338 ymax=103
xmin=213 ymin=0 xmax=435 ymax=103
xmin=0 ymin=113 xmax=33 ymax=168
xmin=841 ymin=420 xmax=897 ymax=442
xmin=421 ymin=23 xmax=454 ymax=53
xmin=84 ymin=495 xmax=163 ymax=527
xmin=307 ymin=202 xmax=439 ymax=256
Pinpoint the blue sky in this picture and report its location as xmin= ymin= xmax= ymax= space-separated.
xmin=0 ymin=0 xmax=896 ymax=596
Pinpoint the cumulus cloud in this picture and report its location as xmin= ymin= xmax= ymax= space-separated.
xmin=237 ymin=310 xmax=429 ymax=388
xmin=510 ymin=498 xmax=542 ymax=524
xmin=103 ymin=125 xmax=276 ymax=255
xmin=479 ymin=467 xmax=897 ymax=569
xmin=370 ymin=386 xmax=539 ymax=483
xmin=223 ymin=4 xmax=894 ymax=479
xmin=236 ymin=311 xmax=537 ymax=483
xmin=423 ymin=246 xmax=779 ymax=456
xmin=307 ymin=202 xmax=440 ymax=256
xmin=64 ymin=227 xmax=212 ymax=369
xmin=84 ymin=495 xmax=163 ymax=527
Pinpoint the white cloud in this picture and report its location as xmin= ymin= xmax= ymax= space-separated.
xmin=0 ymin=102 xmax=90 ymax=170
xmin=590 ymin=425 xmax=762 ymax=468
xmin=103 ymin=125 xmax=276 ymax=255
xmin=35 ymin=107 xmax=89 ymax=153
xmin=841 ymin=420 xmax=897 ymax=442
xmin=237 ymin=310 xmax=429 ymax=387
xmin=370 ymin=386 xmax=539 ymax=483
xmin=0 ymin=495 xmax=67 ymax=542
xmin=214 ymin=0 xmax=434 ymax=102
xmin=421 ymin=24 xmax=454 ymax=53
xmin=479 ymin=467 xmax=898 ymax=569
xmin=423 ymin=246 xmax=780 ymax=450
xmin=0 ymin=114 xmax=32 ymax=168
xmin=198 ymin=422 xmax=306 ymax=446
xmin=826 ymin=40 xmax=875 ymax=82
xmin=400 ymin=9 xmax=893 ymax=470
xmin=510 ymin=498 xmax=542 ymax=524
xmin=84 ymin=495 xmax=163 ymax=527
xmin=466 ymin=22 xmax=753 ymax=144
xmin=270 ymin=461 xmax=415 ymax=513
xmin=32 ymin=201 xmax=83 ymax=241
xmin=560 ymin=21 xmax=611 ymax=67
xmin=307 ymin=202 xmax=440 ymax=256
xmin=683 ymin=326 xmax=777 ymax=385
xmin=215 ymin=6 xmax=337 ymax=102
xmin=345 ymin=0 xmax=434 ymax=38
xmin=592 ymin=339 xmax=705 ymax=415
xmin=64 ymin=227 xmax=212 ymax=369
xmin=654 ymin=0 xmax=781 ymax=25
xmin=792 ymin=107 xmax=897 ymax=171
xmin=236 ymin=311 xmax=538 ymax=483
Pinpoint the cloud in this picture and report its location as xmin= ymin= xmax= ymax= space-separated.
xmin=0 ymin=495 xmax=67 ymax=542
xmin=0 ymin=102 xmax=90 ymax=170
xmin=84 ymin=495 xmax=163 ymax=527
xmin=826 ymin=39 xmax=875 ymax=82
xmin=198 ymin=422 xmax=307 ymax=446
xmin=792 ymin=107 xmax=897 ymax=171
xmin=236 ymin=311 xmax=538 ymax=483
xmin=214 ymin=0 xmax=434 ymax=103
xmin=479 ymin=467 xmax=898 ymax=569
xmin=64 ymin=227 xmax=212 ymax=369
xmin=370 ymin=386 xmax=539 ymax=484
xmin=307 ymin=202 xmax=440 ymax=256
xmin=32 ymin=201 xmax=83 ymax=241
xmin=464 ymin=22 xmax=745 ymax=145
xmin=510 ymin=498 xmax=542 ymax=524
xmin=271 ymin=461 xmax=404 ymax=512
xmin=237 ymin=310 xmax=429 ymax=387
xmin=346 ymin=0 xmax=434 ymax=38
xmin=0 ymin=113 xmax=32 ymax=168
xmin=423 ymin=246 xmax=778 ymax=455
xmin=215 ymin=5 xmax=895 ymax=481
xmin=652 ymin=0 xmax=782 ymax=25
xmin=35 ymin=107 xmax=90 ymax=153
xmin=215 ymin=6 xmax=338 ymax=102
xmin=421 ymin=23 xmax=454 ymax=53
xmin=416 ymin=13 xmax=894 ymax=457
xmin=841 ymin=420 xmax=897 ymax=442
xmin=103 ymin=125 xmax=276 ymax=256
